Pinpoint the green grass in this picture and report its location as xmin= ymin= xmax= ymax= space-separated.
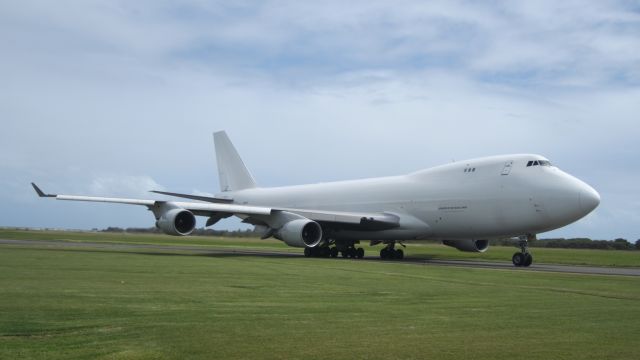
xmin=1 ymin=229 xmax=639 ymax=267
xmin=1 ymin=242 xmax=640 ymax=359
xmin=404 ymin=243 xmax=640 ymax=267
xmin=0 ymin=229 xmax=291 ymax=250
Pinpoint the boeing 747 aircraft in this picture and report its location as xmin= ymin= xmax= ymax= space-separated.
xmin=32 ymin=131 xmax=600 ymax=266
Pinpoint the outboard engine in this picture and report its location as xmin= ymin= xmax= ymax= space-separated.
xmin=156 ymin=208 xmax=196 ymax=236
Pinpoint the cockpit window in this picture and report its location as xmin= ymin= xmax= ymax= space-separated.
xmin=526 ymin=159 xmax=552 ymax=167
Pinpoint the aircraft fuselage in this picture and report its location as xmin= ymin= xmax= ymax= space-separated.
xmin=226 ymin=154 xmax=599 ymax=242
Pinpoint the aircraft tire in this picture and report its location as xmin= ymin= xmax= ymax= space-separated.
xmin=395 ymin=249 xmax=404 ymax=260
xmin=330 ymin=247 xmax=339 ymax=258
xmin=523 ymin=253 xmax=533 ymax=267
xmin=304 ymin=248 xmax=312 ymax=257
xmin=321 ymin=247 xmax=330 ymax=257
xmin=512 ymin=252 xmax=525 ymax=267
xmin=356 ymin=248 xmax=364 ymax=259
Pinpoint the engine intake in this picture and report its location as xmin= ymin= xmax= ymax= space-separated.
xmin=276 ymin=219 xmax=323 ymax=248
xmin=156 ymin=208 xmax=196 ymax=236
xmin=442 ymin=239 xmax=489 ymax=253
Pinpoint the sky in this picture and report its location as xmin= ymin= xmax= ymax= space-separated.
xmin=1 ymin=0 xmax=639 ymax=240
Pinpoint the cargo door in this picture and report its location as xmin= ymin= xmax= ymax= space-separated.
xmin=501 ymin=161 xmax=513 ymax=175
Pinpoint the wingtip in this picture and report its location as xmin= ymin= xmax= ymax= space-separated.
xmin=31 ymin=182 xmax=44 ymax=196
xmin=31 ymin=182 xmax=55 ymax=198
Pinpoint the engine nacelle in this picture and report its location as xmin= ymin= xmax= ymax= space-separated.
xmin=156 ymin=208 xmax=196 ymax=236
xmin=442 ymin=239 xmax=489 ymax=253
xmin=276 ymin=219 xmax=323 ymax=248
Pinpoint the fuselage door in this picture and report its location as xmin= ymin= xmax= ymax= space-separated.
xmin=501 ymin=161 xmax=514 ymax=175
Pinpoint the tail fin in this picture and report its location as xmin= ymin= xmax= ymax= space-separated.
xmin=213 ymin=131 xmax=257 ymax=192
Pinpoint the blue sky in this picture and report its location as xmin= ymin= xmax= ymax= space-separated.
xmin=1 ymin=1 xmax=639 ymax=240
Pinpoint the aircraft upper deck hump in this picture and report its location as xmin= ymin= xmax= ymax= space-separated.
xmin=213 ymin=131 xmax=257 ymax=192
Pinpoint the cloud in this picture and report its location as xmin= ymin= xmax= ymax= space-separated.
xmin=89 ymin=175 xmax=165 ymax=198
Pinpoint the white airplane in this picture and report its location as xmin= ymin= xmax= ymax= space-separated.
xmin=32 ymin=131 xmax=600 ymax=267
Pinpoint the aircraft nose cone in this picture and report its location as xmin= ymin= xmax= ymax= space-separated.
xmin=579 ymin=185 xmax=600 ymax=214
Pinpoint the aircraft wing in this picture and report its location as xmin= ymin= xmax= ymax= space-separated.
xmin=148 ymin=188 xmax=399 ymax=229
xmin=31 ymin=183 xmax=399 ymax=230
xmin=31 ymin=183 xmax=271 ymax=216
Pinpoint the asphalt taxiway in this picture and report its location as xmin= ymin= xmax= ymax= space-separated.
xmin=2 ymin=238 xmax=639 ymax=276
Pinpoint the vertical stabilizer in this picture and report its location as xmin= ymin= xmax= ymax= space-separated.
xmin=213 ymin=131 xmax=257 ymax=192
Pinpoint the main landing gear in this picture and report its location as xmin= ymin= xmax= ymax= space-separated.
xmin=341 ymin=246 xmax=365 ymax=259
xmin=512 ymin=235 xmax=534 ymax=267
xmin=303 ymin=243 xmax=364 ymax=259
xmin=379 ymin=241 xmax=404 ymax=260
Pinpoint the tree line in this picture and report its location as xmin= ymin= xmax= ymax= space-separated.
xmin=491 ymin=237 xmax=640 ymax=251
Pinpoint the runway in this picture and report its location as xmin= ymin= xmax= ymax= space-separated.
xmin=2 ymin=238 xmax=640 ymax=276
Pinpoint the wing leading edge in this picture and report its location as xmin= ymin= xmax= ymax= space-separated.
xmin=31 ymin=183 xmax=399 ymax=231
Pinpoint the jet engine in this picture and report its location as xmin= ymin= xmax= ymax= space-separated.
xmin=442 ymin=239 xmax=489 ymax=253
xmin=156 ymin=208 xmax=196 ymax=236
xmin=275 ymin=219 xmax=323 ymax=248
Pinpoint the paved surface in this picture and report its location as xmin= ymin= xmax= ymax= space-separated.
xmin=2 ymin=238 xmax=640 ymax=276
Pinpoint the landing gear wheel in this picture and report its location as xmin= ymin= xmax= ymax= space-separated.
xmin=330 ymin=247 xmax=339 ymax=258
xmin=321 ymin=247 xmax=330 ymax=258
xmin=341 ymin=250 xmax=348 ymax=258
xmin=380 ymin=247 xmax=402 ymax=260
xmin=356 ymin=248 xmax=364 ymax=259
xmin=348 ymin=247 xmax=357 ymax=258
xmin=523 ymin=253 xmax=533 ymax=267
xmin=512 ymin=252 xmax=525 ymax=267
xmin=304 ymin=248 xmax=312 ymax=257
xmin=513 ymin=234 xmax=535 ymax=267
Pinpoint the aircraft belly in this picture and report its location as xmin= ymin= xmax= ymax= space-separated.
xmin=335 ymin=229 xmax=426 ymax=241
xmin=333 ymin=212 xmax=431 ymax=241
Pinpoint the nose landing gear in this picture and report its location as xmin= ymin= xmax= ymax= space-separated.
xmin=512 ymin=235 xmax=534 ymax=267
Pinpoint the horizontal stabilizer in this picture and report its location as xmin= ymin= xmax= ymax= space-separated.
xmin=150 ymin=190 xmax=233 ymax=203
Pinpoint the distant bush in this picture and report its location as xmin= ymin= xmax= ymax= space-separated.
xmin=490 ymin=237 xmax=637 ymax=250
xmin=101 ymin=227 xmax=125 ymax=233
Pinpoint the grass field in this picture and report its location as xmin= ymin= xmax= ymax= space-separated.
xmin=1 ymin=234 xmax=639 ymax=359
xmin=1 ymin=229 xmax=639 ymax=267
